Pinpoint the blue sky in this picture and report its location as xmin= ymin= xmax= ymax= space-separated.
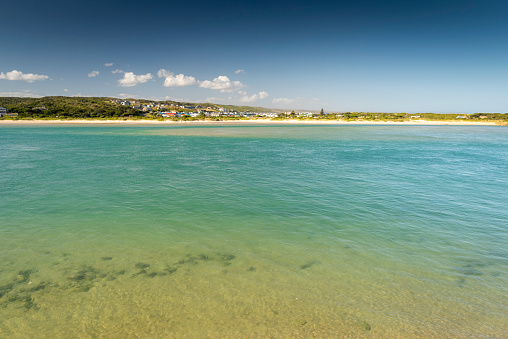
xmin=1 ymin=0 xmax=507 ymax=112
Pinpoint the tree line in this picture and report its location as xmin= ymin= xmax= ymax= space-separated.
xmin=0 ymin=96 xmax=141 ymax=119
xmin=1 ymin=96 xmax=506 ymax=121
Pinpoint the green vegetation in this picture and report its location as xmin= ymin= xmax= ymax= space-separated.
xmin=215 ymin=104 xmax=280 ymax=113
xmin=0 ymin=96 xmax=507 ymax=123
xmin=0 ymin=96 xmax=142 ymax=119
xmin=0 ymin=96 xmax=282 ymax=119
xmin=333 ymin=112 xmax=508 ymax=123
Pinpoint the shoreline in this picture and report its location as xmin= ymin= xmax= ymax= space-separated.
xmin=0 ymin=119 xmax=503 ymax=126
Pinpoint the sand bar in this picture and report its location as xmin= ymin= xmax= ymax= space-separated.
xmin=0 ymin=119 xmax=503 ymax=126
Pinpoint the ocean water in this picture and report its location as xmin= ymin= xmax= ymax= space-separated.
xmin=0 ymin=124 xmax=507 ymax=338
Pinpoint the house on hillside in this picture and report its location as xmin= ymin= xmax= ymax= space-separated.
xmin=259 ymin=112 xmax=278 ymax=118
xmin=0 ymin=107 xmax=8 ymax=116
xmin=198 ymin=108 xmax=218 ymax=116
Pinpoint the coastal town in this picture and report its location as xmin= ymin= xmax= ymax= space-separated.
xmin=0 ymin=97 xmax=507 ymax=123
xmin=110 ymin=99 xmax=316 ymax=119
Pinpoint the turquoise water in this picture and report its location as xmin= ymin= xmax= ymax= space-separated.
xmin=1 ymin=124 xmax=507 ymax=337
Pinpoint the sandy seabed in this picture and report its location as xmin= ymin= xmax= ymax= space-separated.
xmin=0 ymin=119 xmax=501 ymax=126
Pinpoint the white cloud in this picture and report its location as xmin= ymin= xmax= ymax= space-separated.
xmin=63 ymin=89 xmax=69 ymax=92
xmin=157 ymin=69 xmax=197 ymax=87
xmin=88 ymin=70 xmax=100 ymax=77
xmin=271 ymin=97 xmax=324 ymax=109
xmin=199 ymin=76 xmax=245 ymax=92
xmin=156 ymin=95 xmax=177 ymax=101
xmin=239 ymin=91 xmax=269 ymax=103
xmin=0 ymin=91 xmax=41 ymax=98
xmin=117 ymin=72 xmax=153 ymax=87
xmin=205 ymin=97 xmax=221 ymax=103
xmin=272 ymin=97 xmax=296 ymax=105
xmin=235 ymin=69 xmax=245 ymax=74
xmin=112 ymin=69 xmax=124 ymax=74
xmin=153 ymin=95 xmax=192 ymax=102
xmin=104 ymin=63 xmax=114 ymax=67
xmin=71 ymin=93 xmax=95 ymax=97
xmin=117 ymin=93 xmax=142 ymax=99
xmin=0 ymin=70 xmax=49 ymax=83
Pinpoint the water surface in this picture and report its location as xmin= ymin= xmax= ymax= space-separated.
xmin=1 ymin=125 xmax=507 ymax=337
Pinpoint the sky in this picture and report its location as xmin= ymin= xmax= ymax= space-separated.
xmin=1 ymin=0 xmax=507 ymax=113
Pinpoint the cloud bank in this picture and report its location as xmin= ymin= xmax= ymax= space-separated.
xmin=0 ymin=91 xmax=41 ymax=97
xmin=157 ymin=69 xmax=197 ymax=87
xmin=239 ymin=91 xmax=269 ymax=103
xmin=272 ymin=97 xmax=295 ymax=105
xmin=111 ymin=68 xmax=266 ymax=103
xmin=118 ymin=72 xmax=153 ymax=87
xmin=199 ymin=76 xmax=244 ymax=92
xmin=117 ymin=93 xmax=143 ymax=99
xmin=0 ymin=70 xmax=49 ymax=83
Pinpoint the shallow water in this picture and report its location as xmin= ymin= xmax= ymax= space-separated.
xmin=1 ymin=125 xmax=507 ymax=338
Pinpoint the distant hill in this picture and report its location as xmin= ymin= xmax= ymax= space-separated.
xmin=0 ymin=96 xmax=283 ymax=118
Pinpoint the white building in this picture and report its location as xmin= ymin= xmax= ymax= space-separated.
xmin=0 ymin=107 xmax=8 ymax=116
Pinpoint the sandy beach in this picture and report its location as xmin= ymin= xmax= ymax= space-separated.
xmin=0 ymin=119 xmax=502 ymax=126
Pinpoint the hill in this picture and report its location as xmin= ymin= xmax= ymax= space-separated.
xmin=0 ymin=96 xmax=283 ymax=119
